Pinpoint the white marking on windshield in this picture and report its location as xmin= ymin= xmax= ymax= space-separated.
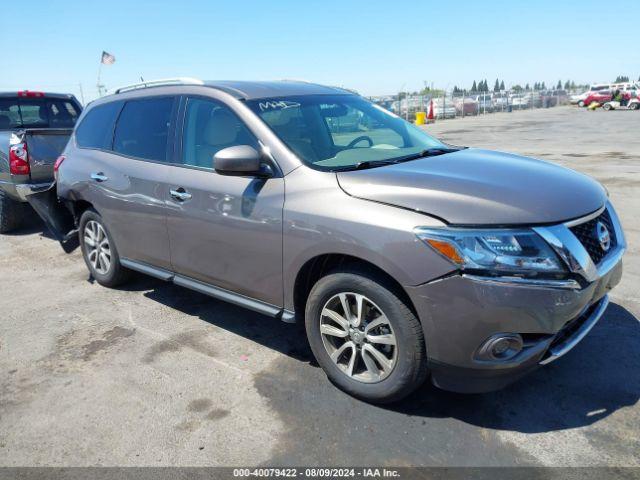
xmin=258 ymin=100 xmax=301 ymax=111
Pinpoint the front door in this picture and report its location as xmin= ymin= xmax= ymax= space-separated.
xmin=165 ymin=97 xmax=284 ymax=306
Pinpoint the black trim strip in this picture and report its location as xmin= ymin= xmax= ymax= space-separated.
xmin=120 ymin=258 xmax=173 ymax=281
xmin=120 ymin=258 xmax=286 ymax=319
xmin=173 ymin=275 xmax=282 ymax=317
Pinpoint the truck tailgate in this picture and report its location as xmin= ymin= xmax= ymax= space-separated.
xmin=25 ymin=129 xmax=72 ymax=183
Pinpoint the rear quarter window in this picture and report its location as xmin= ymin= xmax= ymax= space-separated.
xmin=76 ymin=101 xmax=123 ymax=150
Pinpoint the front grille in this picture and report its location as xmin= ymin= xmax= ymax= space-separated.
xmin=569 ymin=209 xmax=617 ymax=264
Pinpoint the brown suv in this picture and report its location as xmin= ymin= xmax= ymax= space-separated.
xmin=30 ymin=79 xmax=625 ymax=403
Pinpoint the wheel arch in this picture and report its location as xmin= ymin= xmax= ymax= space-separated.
xmin=292 ymin=253 xmax=419 ymax=324
xmin=70 ymin=199 xmax=96 ymax=225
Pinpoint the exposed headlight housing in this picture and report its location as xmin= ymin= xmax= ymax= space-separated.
xmin=415 ymin=227 xmax=564 ymax=275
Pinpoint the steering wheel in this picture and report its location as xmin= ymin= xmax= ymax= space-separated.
xmin=347 ymin=135 xmax=374 ymax=149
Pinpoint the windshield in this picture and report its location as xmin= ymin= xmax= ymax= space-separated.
xmin=246 ymin=94 xmax=447 ymax=171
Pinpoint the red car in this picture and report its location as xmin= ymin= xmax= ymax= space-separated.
xmin=583 ymin=90 xmax=612 ymax=106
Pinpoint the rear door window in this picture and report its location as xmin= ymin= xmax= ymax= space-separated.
xmin=113 ymin=97 xmax=175 ymax=162
xmin=76 ymin=101 xmax=123 ymax=150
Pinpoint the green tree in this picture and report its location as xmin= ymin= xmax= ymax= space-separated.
xmin=513 ymin=84 xmax=523 ymax=92
xmin=614 ymin=75 xmax=630 ymax=83
xmin=500 ymin=80 xmax=505 ymax=90
xmin=493 ymin=79 xmax=500 ymax=92
xmin=541 ymin=81 xmax=546 ymax=90
xmin=557 ymin=80 xmax=562 ymax=90
xmin=564 ymin=80 xmax=571 ymax=90
xmin=471 ymin=80 xmax=477 ymax=92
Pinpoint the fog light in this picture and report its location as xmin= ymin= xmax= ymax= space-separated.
xmin=477 ymin=334 xmax=523 ymax=361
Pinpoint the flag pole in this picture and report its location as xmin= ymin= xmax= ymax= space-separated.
xmin=97 ymin=62 xmax=103 ymax=97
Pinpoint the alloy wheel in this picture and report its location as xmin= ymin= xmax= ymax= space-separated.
xmin=319 ymin=292 xmax=397 ymax=383
xmin=84 ymin=220 xmax=111 ymax=275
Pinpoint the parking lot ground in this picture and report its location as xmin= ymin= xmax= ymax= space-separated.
xmin=1 ymin=106 xmax=639 ymax=467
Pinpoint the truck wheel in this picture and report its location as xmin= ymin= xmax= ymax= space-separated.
xmin=79 ymin=209 xmax=130 ymax=288
xmin=0 ymin=190 xmax=24 ymax=233
xmin=305 ymin=268 xmax=428 ymax=404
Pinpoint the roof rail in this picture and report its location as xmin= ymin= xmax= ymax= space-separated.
xmin=280 ymin=78 xmax=314 ymax=84
xmin=113 ymin=77 xmax=204 ymax=94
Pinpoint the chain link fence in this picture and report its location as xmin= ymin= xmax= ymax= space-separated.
xmin=369 ymin=89 xmax=576 ymax=123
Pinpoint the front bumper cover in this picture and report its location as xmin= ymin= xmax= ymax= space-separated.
xmin=406 ymin=202 xmax=625 ymax=393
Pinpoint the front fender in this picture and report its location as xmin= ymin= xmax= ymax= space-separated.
xmin=282 ymin=167 xmax=456 ymax=311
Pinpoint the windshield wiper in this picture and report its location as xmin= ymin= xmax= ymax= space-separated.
xmin=391 ymin=147 xmax=461 ymax=164
xmin=353 ymin=159 xmax=397 ymax=170
xmin=337 ymin=147 xmax=464 ymax=172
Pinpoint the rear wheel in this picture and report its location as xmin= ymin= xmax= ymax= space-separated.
xmin=630 ymin=102 xmax=639 ymax=110
xmin=79 ymin=209 xmax=130 ymax=287
xmin=603 ymin=103 xmax=612 ymax=111
xmin=578 ymin=100 xmax=585 ymax=107
xmin=0 ymin=190 xmax=25 ymax=233
xmin=305 ymin=269 xmax=428 ymax=404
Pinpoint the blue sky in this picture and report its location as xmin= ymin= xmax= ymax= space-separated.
xmin=1 ymin=0 xmax=638 ymax=103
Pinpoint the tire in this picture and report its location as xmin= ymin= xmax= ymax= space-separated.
xmin=79 ymin=209 xmax=130 ymax=287
xmin=578 ymin=100 xmax=585 ymax=107
xmin=0 ymin=190 xmax=25 ymax=233
xmin=630 ymin=102 xmax=639 ymax=110
xmin=305 ymin=268 xmax=428 ymax=404
xmin=603 ymin=103 xmax=612 ymax=111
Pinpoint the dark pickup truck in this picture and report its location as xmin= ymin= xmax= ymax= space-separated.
xmin=0 ymin=91 xmax=81 ymax=233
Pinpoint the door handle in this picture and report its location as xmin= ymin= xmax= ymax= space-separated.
xmin=170 ymin=188 xmax=192 ymax=202
xmin=90 ymin=172 xmax=108 ymax=182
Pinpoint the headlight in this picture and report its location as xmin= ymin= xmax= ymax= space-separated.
xmin=415 ymin=227 xmax=564 ymax=275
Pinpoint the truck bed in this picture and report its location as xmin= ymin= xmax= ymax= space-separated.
xmin=0 ymin=128 xmax=73 ymax=200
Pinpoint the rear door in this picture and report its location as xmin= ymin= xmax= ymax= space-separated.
xmin=165 ymin=96 xmax=284 ymax=306
xmin=77 ymin=96 xmax=176 ymax=269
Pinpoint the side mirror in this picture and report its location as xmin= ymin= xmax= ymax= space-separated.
xmin=213 ymin=145 xmax=271 ymax=177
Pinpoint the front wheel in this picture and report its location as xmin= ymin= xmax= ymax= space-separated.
xmin=578 ymin=100 xmax=585 ymax=107
xmin=79 ymin=209 xmax=130 ymax=287
xmin=305 ymin=269 xmax=428 ymax=404
xmin=630 ymin=102 xmax=639 ymax=110
xmin=603 ymin=103 xmax=612 ymax=111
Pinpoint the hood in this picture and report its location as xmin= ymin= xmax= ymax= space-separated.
xmin=337 ymin=148 xmax=607 ymax=225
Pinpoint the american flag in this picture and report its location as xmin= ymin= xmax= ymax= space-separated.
xmin=101 ymin=51 xmax=116 ymax=65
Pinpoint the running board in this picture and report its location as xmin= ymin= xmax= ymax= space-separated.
xmin=120 ymin=258 xmax=295 ymax=322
